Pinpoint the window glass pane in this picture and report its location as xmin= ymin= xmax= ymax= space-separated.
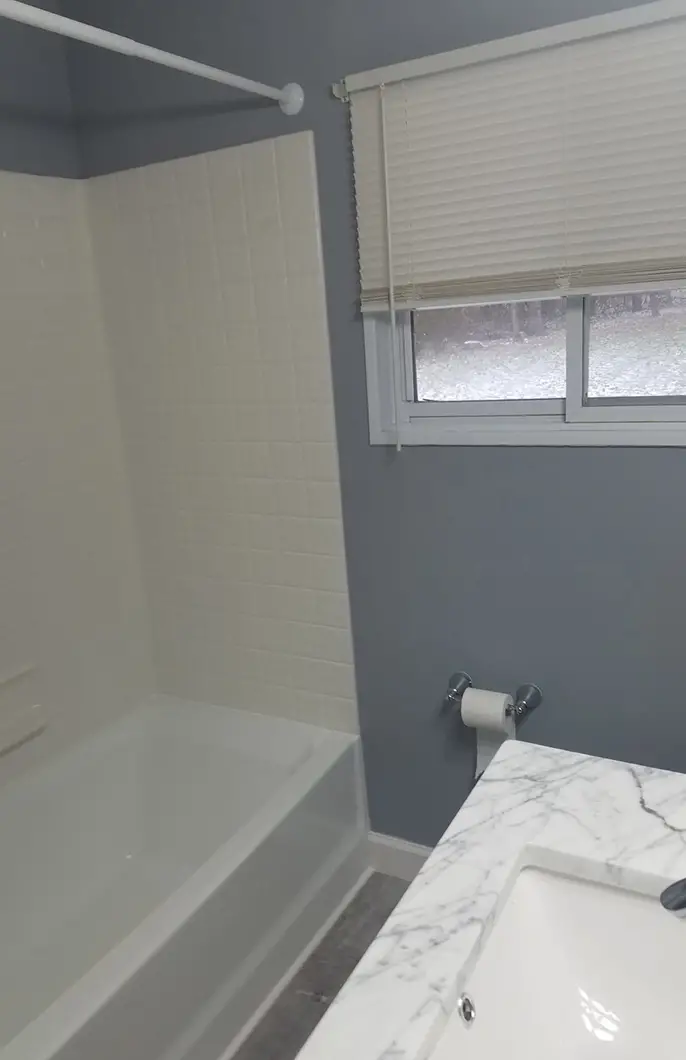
xmin=587 ymin=290 xmax=686 ymax=399
xmin=413 ymin=299 xmax=566 ymax=402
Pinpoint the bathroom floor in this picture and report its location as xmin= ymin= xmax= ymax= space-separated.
xmin=233 ymin=873 xmax=409 ymax=1060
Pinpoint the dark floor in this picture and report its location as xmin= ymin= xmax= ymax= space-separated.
xmin=233 ymin=873 xmax=409 ymax=1060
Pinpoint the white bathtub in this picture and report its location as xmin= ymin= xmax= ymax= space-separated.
xmin=0 ymin=696 xmax=367 ymax=1060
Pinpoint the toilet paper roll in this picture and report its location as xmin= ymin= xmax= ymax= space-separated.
xmin=461 ymin=687 xmax=516 ymax=778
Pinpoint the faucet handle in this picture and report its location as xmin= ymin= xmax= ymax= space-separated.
xmin=660 ymin=879 xmax=686 ymax=919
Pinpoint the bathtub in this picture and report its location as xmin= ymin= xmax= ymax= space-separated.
xmin=0 ymin=696 xmax=367 ymax=1060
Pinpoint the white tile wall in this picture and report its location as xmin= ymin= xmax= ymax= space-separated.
xmin=0 ymin=171 xmax=154 ymax=785
xmin=89 ymin=132 xmax=358 ymax=733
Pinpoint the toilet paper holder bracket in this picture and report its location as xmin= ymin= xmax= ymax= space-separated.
xmin=444 ymin=672 xmax=542 ymax=722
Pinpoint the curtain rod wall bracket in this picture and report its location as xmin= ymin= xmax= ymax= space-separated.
xmin=331 ymin=82 xmax=350 ymax=103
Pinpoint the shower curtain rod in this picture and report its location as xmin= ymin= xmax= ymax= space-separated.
xmin=0 ymin=0 xmax=305 ymax=114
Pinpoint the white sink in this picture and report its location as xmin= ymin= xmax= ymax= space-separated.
xmin=430 ymin=867 xmax=685 ymax=1059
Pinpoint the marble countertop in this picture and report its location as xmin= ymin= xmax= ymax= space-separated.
xmin=297 ymin=740 xmax=686 ymax=1060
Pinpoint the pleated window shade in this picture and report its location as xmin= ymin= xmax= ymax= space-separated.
xmin=350 ymin=14 xmax=686 ymax=311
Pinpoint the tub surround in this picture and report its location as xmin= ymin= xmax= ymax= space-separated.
xmin=2 ymin=128 xmax=357 ymax=797
xmin=0 ymin=170 xmax=153 ymax=789
xmin=88 ymin=132 xmax=357 ymax=735
xmin=297 ymin=740 xmax=686 ymax=1060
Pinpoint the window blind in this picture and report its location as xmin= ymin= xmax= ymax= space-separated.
xmin=349 ymin=12 xmax=686 ymax=311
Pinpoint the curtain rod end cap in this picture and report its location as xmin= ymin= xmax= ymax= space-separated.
xmin=280 ymin=82 xmax=304 ymax=115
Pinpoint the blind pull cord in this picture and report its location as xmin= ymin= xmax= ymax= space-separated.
xmin=380 ymin=83 xmax=402 ymax=452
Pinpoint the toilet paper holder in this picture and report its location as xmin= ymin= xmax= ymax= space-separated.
xmin=444 ymin=671 xmax=542 ymax=722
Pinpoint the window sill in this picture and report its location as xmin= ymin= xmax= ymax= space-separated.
xmin=371 ymin=417 xmax=686 ymax=446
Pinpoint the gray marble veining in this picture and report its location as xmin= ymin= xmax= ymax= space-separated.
xmin=296 ymin=740 xmax=686 ymax=1060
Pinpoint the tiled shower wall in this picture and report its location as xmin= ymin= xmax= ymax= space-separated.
xmin=0 ymin=172 xmax=153 ymax=785
xmin=88 ymin=132 xmax=358 ymax=732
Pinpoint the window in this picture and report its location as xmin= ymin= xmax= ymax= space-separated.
xmin=585 ymin=293 xmax=686 ymax=401
xmin=413 ymin=291 xmax=686 ymax=407
xmin=413 ymin=299 xmax=567 ymax=403
xmin=346 ymin=1 xmax=686 ymax=445
xmin=365 ymin=288 xmax=686 ymax=444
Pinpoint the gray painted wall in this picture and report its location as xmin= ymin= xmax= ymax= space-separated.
xmin=62 ymin=0 xmax=686 ymax=846
xmin=0 ymin=0 xmax=78 ymax=176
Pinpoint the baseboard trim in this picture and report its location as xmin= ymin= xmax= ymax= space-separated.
xmin=368 ymin=831 xmax=433 ymax=882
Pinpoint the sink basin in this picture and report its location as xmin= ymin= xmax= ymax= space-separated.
xmin=430 ymin=867 xmax=685 ymax=1059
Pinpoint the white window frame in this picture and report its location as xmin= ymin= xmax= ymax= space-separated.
xmin=364 ymin=289 xmax=686 ymax=447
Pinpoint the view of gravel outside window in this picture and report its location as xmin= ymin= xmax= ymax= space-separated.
xmin=414 ymin=290 xmax=686 ymax=402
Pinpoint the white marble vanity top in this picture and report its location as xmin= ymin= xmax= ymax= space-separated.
xmin=297 ymin=740 xmax=686 ymax=1060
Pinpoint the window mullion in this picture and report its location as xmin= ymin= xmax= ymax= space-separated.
xmin=565 ymin=295 xmax=586 ymax=422
xmin=399 ymin=313 xmax=416 ymax=402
